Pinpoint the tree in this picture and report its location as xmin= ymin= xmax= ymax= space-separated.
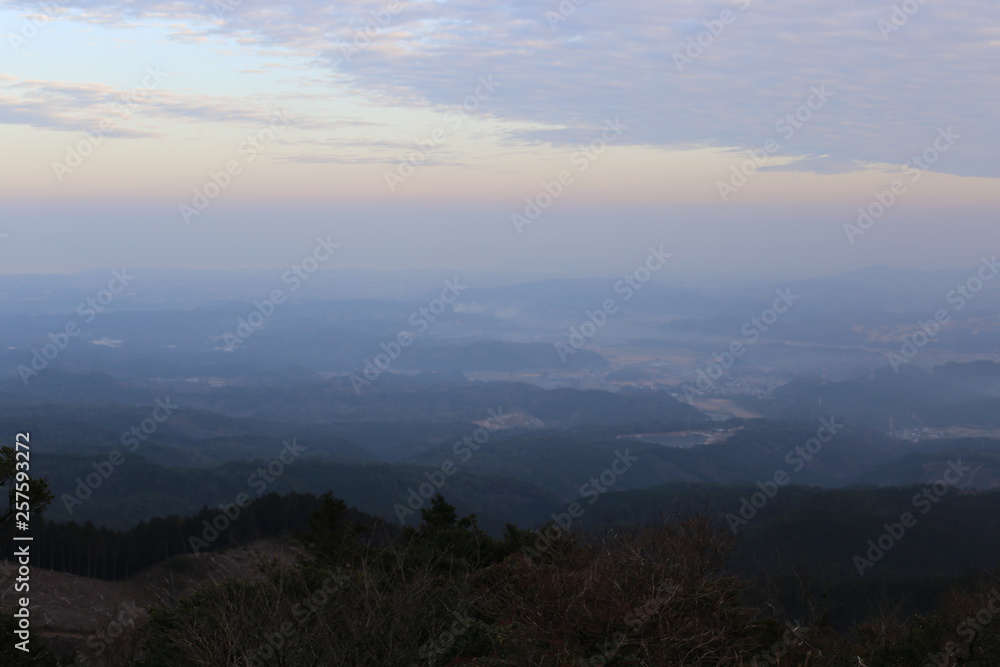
xmin=0 ymin=445 xmax=53 ymax=533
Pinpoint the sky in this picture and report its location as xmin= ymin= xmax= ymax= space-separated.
xmin=0 ymin=0 xmax=997 ymax=281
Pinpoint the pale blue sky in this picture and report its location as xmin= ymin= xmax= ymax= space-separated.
xmin=1 ymin=0 xmax=997 ymax=279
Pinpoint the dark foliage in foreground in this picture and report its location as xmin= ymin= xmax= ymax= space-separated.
xmin=13 ymin=492 xmax=990 ymax=666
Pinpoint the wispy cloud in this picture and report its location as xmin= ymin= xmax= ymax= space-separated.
xmin=0 ymin=76 xmax=370 ymax=135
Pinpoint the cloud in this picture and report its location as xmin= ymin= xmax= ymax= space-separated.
xmin=0 ymin=79 xmax=157 ymax=136
xmin=274 ymin=136 xmax=474 ymax=166
xmin=0 ymin=76 xmax=368 ymax=135
xmin=3 ymin=0 xmax=998 ymax=176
